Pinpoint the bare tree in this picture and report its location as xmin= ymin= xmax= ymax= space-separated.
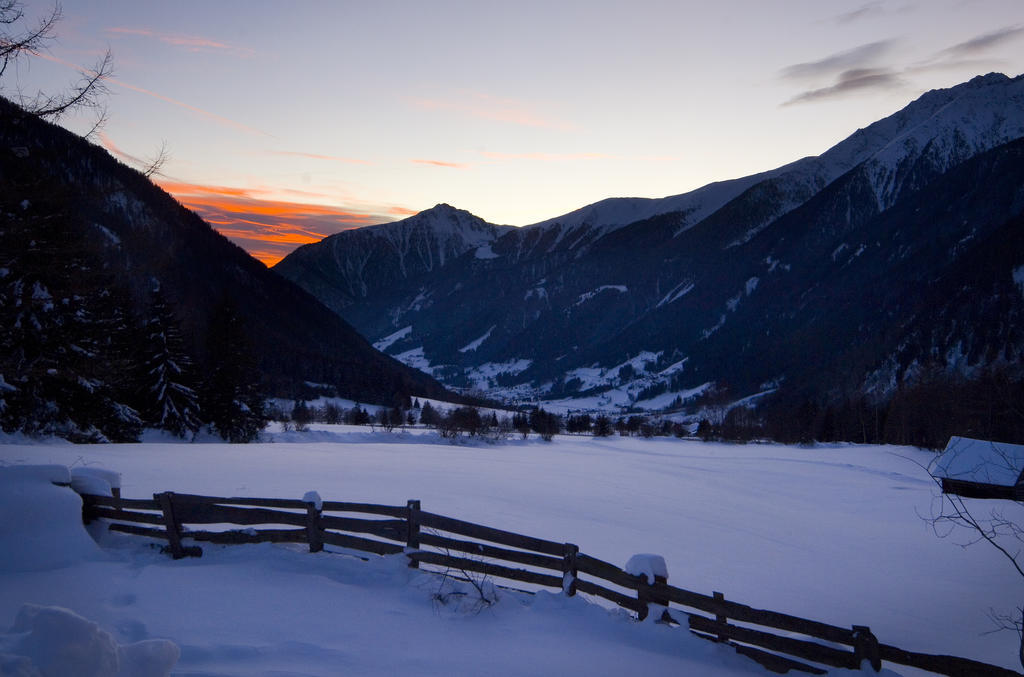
xmin=0 ymin=2 xmax=112 ymax=135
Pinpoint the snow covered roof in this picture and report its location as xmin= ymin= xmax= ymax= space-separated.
xmin=930 ymin=436 xmax=1024 ymax=487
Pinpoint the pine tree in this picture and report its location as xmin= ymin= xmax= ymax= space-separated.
xmin=0 ymin=176 xmax=140 ymax=441
xmin=201 ymin=298 xmax=267 ymax=442
xmin=593 ymin=415 xmax=613 ymax=437
xmin=137 ymin=288 xmax=201 ymax=438
xmin=420 ymin=401 xmax=439 ymax=427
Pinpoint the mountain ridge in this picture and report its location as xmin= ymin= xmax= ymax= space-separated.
xmin=273 ymin=73 xmax=1024 ymax=419
xmin=0 ymin=95 xmax=457 ymax=411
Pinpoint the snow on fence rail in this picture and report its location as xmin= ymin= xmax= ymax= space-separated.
xmin=77 ymin=489 xmax=1020 ymax=677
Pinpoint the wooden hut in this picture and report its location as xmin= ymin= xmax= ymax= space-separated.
xmin=931 ymin=436 xmax=1024 ymax=500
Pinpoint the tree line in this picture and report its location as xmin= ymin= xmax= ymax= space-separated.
xmin=0 ymin=133 xmax=272 ymax=443
xmin=268 ymin=398 xmax=696 ymax=443
xmin=694 ymin=367 xmax=1024 ymax=449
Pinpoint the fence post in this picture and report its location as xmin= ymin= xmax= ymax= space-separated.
xmin=852 ymin=625 xmax=881 ymax=672
xmin=304 ymin=500 xmax=323 ymax=553
xmin=406 ymin=499 xmax=421 ymax=568
xmin=155 ymin=492 xmax=184 ymax=560
xmin=80 ymin=494 xmax=98 ymax=525
xmin=713 ymin=591 xmax=728 ymax=641
xmin=562 ymin=543 xmax=579 ymax=596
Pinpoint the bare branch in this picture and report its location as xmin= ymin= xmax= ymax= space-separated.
xmin=0 ymin=2 xmax=112 ymax=134
xmin=142 ymin=140 xmax=170 ymax=178
xmin=0 ymin=2 xmax=59 ymax=61
xmin=27 ymin=47 xmax=112 ymax=120
xmin=79 ymin=104 xmax=108 ymax=141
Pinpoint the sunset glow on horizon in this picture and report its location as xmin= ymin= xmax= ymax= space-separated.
xmin=19 ymin=1 xmax=1024 ymax=264
xmin=156 ymin=180 xmax=395 ymax=265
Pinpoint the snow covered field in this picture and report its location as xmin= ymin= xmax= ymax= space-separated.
xmin=1 ymin=427 xmax=1020 ymax=675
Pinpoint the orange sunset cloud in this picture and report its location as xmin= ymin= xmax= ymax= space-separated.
xmin=411 ymin=159 xmax=468 ymax=169
xmin=157 ymin=180 xmax=396 ymax=266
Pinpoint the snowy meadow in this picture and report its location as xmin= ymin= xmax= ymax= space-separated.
xmin=1 ymin=427 xmax=1020 ymax=676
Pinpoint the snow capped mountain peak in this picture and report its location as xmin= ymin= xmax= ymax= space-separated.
xmin=817 ymin=72 xmax=1024 ymax=208
xmin=521 ymin=72 xmax=1024 ymax=249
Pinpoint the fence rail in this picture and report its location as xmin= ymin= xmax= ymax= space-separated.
xmin=77 ymin=490 xmax=1020 ymax=677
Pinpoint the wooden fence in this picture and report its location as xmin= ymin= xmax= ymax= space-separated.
xmin=78 ymin=490 xmax=1020 ymax=677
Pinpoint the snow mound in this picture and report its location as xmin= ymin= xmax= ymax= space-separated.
xmin=70 ymin=467 xmax=121 ymax=498
xmin=625 ymin=554 xmax=668 ymax=584
xmin=0 ymin=465 xmax=107 ymax=573
xmin=1 ymin=604 xmax=178 ymax=677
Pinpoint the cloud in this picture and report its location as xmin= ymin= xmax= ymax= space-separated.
xmin=783 ymin=68 xmax=903 ymax=105
xmin=479 ymin=151 xmax=610 ymax=162
xmin=834 ymin=2 xmax=884 ymax=24
xmin=408 ymin=91 xmax=574 ymax=130
xmin=939 ymin=25 xmax=1024 ymax=57
xmin=111 ymin=77 xmax=268 ymax=136
xmin=906 ymin=25 xmax=1022 ymax=76
xmin=267 ymin=150 xmax=372 ymax=165
xmin=781 ymin=24 xmax=1019 ymax=106
xmin=35 ymin=52 xmax=268 ymax=136
xmin=411 ymin=159 xmax=468 ymax=169
xmin=780 ymin=40 xmax=895 ymax=80
xmin=97 ymin=131 xmax=145 ymax=167
xmin=157 ymin=180 xmax=400 ymax=266
xmin=105 ymin=26 xmax=253 ymax=56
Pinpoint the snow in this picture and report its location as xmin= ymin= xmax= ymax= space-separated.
xmin=474 ymin=243 xmax=499 ymax=259
xmin=70 ymin=473 xmax=114 ymax=497
xmin=1014 ymin=265 xmax=1024 ymax=298
xmin=574 ymin=285 xmax=628 ymax=306
xmin=701 ymin=314 xmax=727 ymax=339
xmin=459 ymin=325 xmax=495 ymax=353
xmin=464 ymin=359 xmax=533 ymax=391
xmin=0 ymin=466 xmax=108 ymax=574
xmin=524 ymin=286 xmax=547 ymax=301
xmin=372 ymin=325 xmax=412 ymax=352
xmin=625 ymin=554 xmax=668 ymax=584
xmin=302 ymin=490 xmax=323 ymax=511
xmin=468 ymin=359 xmax=532 ymax=379
xmin=75 ymin=466 xmax=122 ymax=490
xmin=657 ymin=359 xmax=688 ymax=377
xmin=633 ymin=383 xmax=711 ymax=410
xmin=392 ymin=346 xmax=437 ymax=375
xmin=930 ymin=436 xmax=1024 ymax=487
xmin=0 ymin=437 xmax=1020 ymax=674
xmin=92 ymin=223 xmax=122 ymax=246
xmin=0 ymin=603 xmax=179 ymax=677
xmin=657 ymin=282 xmax=695 ymax=307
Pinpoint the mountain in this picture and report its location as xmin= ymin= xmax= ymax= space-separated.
xmin=273 ymin=204 xmax=513 ymax=336
xmin=0 ymin=96 xmax=455 ymax=419
xmin=273 ymin=73 xmax=1024 ymax=430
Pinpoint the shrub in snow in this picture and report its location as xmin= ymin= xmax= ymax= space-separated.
xmin=0 ymin=604 xmax=178 ymax=677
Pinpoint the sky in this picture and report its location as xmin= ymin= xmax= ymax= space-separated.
xmin=8 ymin=0 xmax=1024 ymax=265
